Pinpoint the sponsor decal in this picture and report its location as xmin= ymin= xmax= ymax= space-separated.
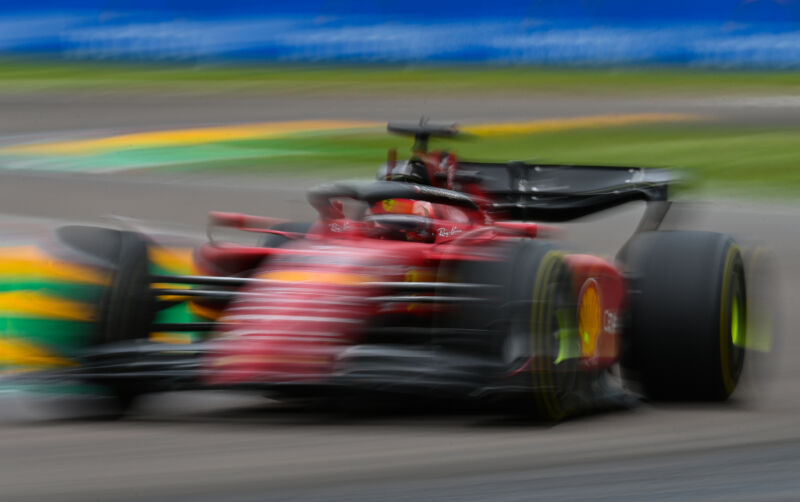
xmin=437 ymin=226 xmax=463 ymax=238
xmin=328 ymin=221 xmax=352 ymax=233
xmin=603 ymin=309 xmax=620 ymax=334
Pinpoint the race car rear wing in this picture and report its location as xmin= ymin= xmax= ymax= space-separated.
xmin=457 ymin=161 xmax=678 ymax=228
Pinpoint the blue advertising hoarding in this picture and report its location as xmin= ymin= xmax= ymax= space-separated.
xmin=2 ymin=1 xmax=800 ymax=65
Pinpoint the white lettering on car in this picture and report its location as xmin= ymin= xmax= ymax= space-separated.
xmin=437 ymin=226 xmax=464 ymax=238
xmin=603 ymin=310 xmax=619 ymax=334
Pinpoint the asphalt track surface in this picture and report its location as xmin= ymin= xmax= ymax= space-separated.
xmin=0 ymin=91 xmax=798 ymax=502
xmin=5 ymin=90 xmax=800 ymax=138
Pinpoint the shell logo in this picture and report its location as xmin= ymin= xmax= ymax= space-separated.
xmin=578 ymin=279 xmax=602 ymax=358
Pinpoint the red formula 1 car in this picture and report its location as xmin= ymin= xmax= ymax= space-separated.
xmin=2 ymin=122 xmax=750 ymax=420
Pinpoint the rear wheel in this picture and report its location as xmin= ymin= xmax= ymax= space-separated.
xmin=622 ymin=231 xmax=746 ymax=400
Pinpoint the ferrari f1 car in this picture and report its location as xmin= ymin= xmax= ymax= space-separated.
xmin=0 ymin=122 xmax=759 ymax=420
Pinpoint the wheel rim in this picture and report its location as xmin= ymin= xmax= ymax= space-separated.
xmin=720 ymin=249 xmax=746 ymax=397
xmin=732 ymin=293 xmax=743 ymax=347
xmin=531 ymin=253 xmax=579 ymax=419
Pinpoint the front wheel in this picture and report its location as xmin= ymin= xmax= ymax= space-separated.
xmin=53 ymin=225 xmax=157 ymax=344
xmin=454 ymin=240 xmax=581 ymax=420
xmin=49 ymin=226 xmax=156 ymax=417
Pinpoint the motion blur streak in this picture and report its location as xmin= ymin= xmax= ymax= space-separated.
xmin=3 ymin=0 xmax=800 ymax=65
xmin=462 ymin=113 xmax=700 ymax=136
xmin=0 ymin=120 xmax=381 ymax=156
xmin=0 ymin=2 xmax=796 ymax=500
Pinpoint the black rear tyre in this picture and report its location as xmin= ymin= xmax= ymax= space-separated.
xmin=622 ymin=231 xmax=746 ymax=401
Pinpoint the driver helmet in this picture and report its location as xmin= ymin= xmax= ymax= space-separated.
xmin=372 ymin=158 xmax=435 ymax=242
xmin=366 ymin=198 xmax=435 ymax=243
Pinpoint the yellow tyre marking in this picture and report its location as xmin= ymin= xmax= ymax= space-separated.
xmin=719 ymin=244 xmax=742 ymax=396
xmin=530 ymin=251 xmax=567 ymax=421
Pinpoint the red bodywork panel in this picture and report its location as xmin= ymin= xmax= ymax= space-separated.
xmin=564 ymin=254 xmax=626 ymax=371
xmin=207 ymin=238 xmax=436 ymax=385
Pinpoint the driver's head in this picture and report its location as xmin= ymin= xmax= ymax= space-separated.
xmin=370 ymin=198 xmax=432 ymax=218
xmin=366 ymin=198 xmax=435 ymax=243
xmin=376 ymin=159 xmax=431 ymax=185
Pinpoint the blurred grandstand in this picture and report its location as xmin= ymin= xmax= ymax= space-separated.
xmin=2 ymin=0 xmax=800 ymax=65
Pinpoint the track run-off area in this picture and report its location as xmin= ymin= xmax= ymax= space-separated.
xmin=0 ymin=113 xmax=697 ymax=173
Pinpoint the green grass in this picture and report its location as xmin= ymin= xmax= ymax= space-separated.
xmin=1 ymin=60 xmax=798 ymax=195
xmin=147 ymin=123 xmax=800 ymax=195
xmin=3 ymin=60 xmax=800 ymax=95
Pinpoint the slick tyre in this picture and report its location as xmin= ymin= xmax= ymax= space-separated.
xmin=54 ymin=225 xmax=156 ymax=343
xmin=90 ymin=231 xmax=155 ymax=417
xmin=622 ymin=231 xmax=746 ymax=401
xmin=95 ymin=231 xmax=157 ymax=344
xmin=456 ymin=240 xmax=580 ymax=421
xmin=513 ymin=242 xmax=581 ymax=421
xmin=33 ymin=226 xmax=157 ymax=419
